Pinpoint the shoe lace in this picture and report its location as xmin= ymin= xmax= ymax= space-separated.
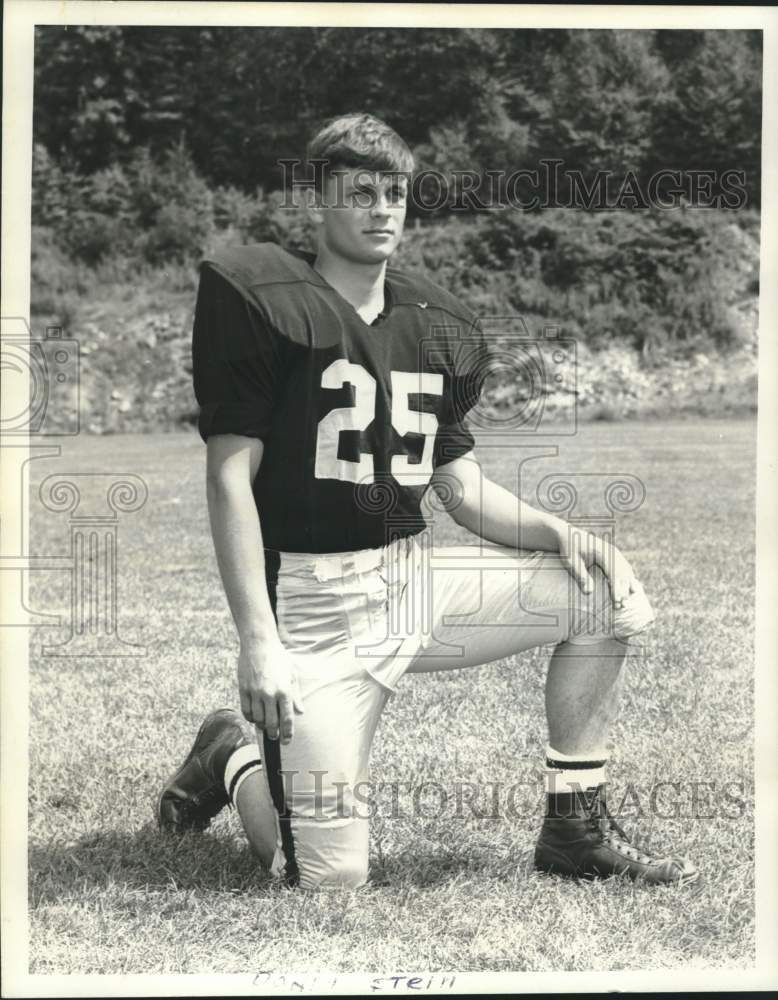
xmin=587 ymin=788 xmax=658 ymax=865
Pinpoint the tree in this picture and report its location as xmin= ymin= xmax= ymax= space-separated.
xmin=648 ymin=30 xmax=762 ymax=206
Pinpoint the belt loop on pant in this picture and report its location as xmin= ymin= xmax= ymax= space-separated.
xmin=312 ymin=553 xmax=340 ymax=582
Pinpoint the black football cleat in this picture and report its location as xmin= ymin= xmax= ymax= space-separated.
xmin=533 ymin=786 xmax=699 ymax=886
xmin=157 ymin=708 xmax=258 ymax=833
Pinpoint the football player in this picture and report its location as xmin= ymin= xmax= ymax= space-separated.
xmin=157 ymin=113 xmax=697 ymax=890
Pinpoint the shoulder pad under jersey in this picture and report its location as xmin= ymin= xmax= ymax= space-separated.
xmin=201 ymin=243 xmax=332 ymax=347
xmin=203 ymin=242 xmax=322 ymax=293
xmin=387 ymin=264 xmax=480 ymax=330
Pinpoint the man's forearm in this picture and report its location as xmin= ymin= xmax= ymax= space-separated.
xmin=206 ymin=478 xmax=278 ymax=642
xmin=454 ymin=476 xmax=566 ymax=552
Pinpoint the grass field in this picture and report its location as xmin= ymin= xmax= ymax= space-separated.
xmin=26 ymin=418 xmax=756 ymax=974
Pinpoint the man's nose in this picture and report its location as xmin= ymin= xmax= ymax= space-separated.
xmin=370 ymin=193 xmax=389 ymax=215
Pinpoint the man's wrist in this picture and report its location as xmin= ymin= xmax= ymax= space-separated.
xmin=238 ymin=624 xmax=278 ymax=646
xmin=547 ymin=518 xmax=568 ymax=550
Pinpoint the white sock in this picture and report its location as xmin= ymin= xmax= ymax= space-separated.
xmin=545 ymin=744 xmax=609 ymax=796
xmin=223 ymin=744 xmax=262 ymax=805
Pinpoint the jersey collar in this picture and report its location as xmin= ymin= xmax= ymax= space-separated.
xmin=289 ymin=247 xmax=396 ymax=327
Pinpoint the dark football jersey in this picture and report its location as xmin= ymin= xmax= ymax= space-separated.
xmin=192 ymin=243 xmax=487 ymax=553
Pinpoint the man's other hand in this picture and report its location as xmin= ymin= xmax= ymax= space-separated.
xmin=556 ymin=525 xmax=638 ymax=609
xmin=237 ymin=636 xmax=305 ymax=744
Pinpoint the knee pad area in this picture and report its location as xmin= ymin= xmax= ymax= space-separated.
xmin=288 ymin=789 xmax=370 ymax=891
xmin=571 ymin=564 xmax=656 ymax=644
xmin=293 ymin=820 xmax=369 ymax=890
xmin=612 ymin=579 xmax=656 ymax=641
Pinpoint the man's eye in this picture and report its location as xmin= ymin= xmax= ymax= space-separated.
xmin=351 ymin=187 xmax=375 ymax=206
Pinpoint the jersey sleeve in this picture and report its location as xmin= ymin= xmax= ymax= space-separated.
xmin=191 ymin=263 xmax=286 ymax=443
xmin=433 ymin=320 xmax=489 ymax=468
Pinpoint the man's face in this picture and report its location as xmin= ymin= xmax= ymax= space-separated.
xmin=313 ymin=168 xmax=408 ymax=265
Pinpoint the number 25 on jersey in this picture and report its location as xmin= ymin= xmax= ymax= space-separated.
xmin=314 ymin=359 xmax=442 ymax=487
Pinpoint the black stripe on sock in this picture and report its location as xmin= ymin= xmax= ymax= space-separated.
xmin=263 ymin=731 xmax=299 ymax=888
xmin=546 ymin=757 xmax=608 ymax=770
xmin=227 ymin=760 xmax=262 ymax=805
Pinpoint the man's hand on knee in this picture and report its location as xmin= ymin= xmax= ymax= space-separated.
xmin=556 ymin=525 xmax=638 ymax=609
xmin=592 ymin=536 xmax=639 ymax=610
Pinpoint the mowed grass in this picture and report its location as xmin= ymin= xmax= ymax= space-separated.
xmin=27 ymin=418 xmax=755 ymax=973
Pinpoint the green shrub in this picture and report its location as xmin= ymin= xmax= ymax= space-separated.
xmin=64 ymin=211 xmax=126 ymax=266
xmin=211 ymin=187 xmax=314 ymax=250
xmin=397 ymin=207 xmax=756 ymax=359
xmin=30 ymin=226 xmax=90 ymax=321
xmin=128 ymin=144 xmax=214 ymax=264
xmin=32 ymin=145 xmax=72 ymax=229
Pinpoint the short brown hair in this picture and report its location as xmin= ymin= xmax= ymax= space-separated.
xmin=306 ymin=112 xmax=414 ymax=187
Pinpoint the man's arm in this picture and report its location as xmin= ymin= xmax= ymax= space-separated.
xmin=206 ymin=434 xmax=303 ymax=743
xmin=431 ymin=451 xmax=638 ymax=606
